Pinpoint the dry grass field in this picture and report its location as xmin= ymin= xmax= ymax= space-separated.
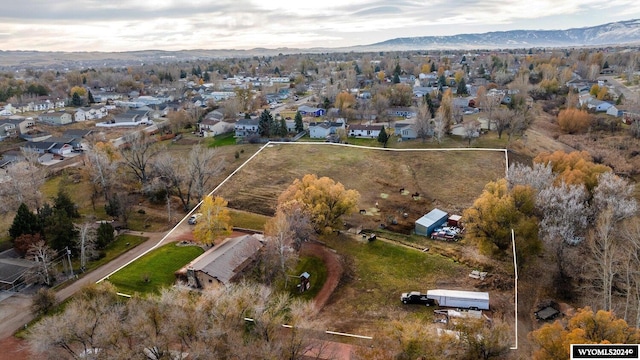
xmin=214 ymin=143 xmax=507 ymax=233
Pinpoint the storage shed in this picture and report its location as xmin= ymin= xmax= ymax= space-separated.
xmin=415 ymin=208 xmax=448 ymax=236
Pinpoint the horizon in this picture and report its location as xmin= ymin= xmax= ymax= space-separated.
xmin=1 ymin=1 xmax=640 ymax=52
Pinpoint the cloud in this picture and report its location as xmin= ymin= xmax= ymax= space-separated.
xmin=0 ymin=0 xmax=639 ymax=51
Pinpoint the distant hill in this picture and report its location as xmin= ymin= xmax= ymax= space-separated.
xmin=1 ymin=19 xmax=640 ymax=69
xmin=360 ymin=19 xmax=640 ymax=51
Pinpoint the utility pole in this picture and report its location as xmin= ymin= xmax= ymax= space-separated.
xmin=66 ymin=247 xmax=74 ymax=277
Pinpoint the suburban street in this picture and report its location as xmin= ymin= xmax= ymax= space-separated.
xmin=0 ymin=225 xmax=189 ymax=339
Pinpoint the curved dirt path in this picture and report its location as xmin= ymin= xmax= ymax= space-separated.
xmin=300 ymin=242 xmax=343 ymax=311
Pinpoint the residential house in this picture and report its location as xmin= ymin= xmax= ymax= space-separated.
xmin=234 ymin=119 xmax=260 ymax=137
xmin=387 ymin=107 xmax=417 ymax=118
xmin=0 ymin=121 xmax=17 ymax=140
xmin=394 ymin=123 xmax=420 ymax=140
xmin=74 ymin=108 xmax=87 ymax=122
xmin=7 ymin=117 xmax=36 ymax=134
xmin=606 ymin=105 xmax=622 ymax=117
xmin=199 ymin=118 xmax=235 ymax=137
xmin=297 ymin=105 xmax=326 ymax=117
xmin=39 ymin=112 xmax=73 ymax=125
xmin=587 ymin=99 xmax=613 ymax=112
xmin=63 ymin=129 xmax=93 ymax=139
xmin=349 ymin=124 xmax=384 ymax=138
xmin=112 ymin=109 xmax=151 ymax=125
xmin=178 ymin=234 xmax=265 ymax=289
xmin=308 ymin=120 xmax=345 ymax=139
xmin=21 ymin=141 xmax=55 ymax=154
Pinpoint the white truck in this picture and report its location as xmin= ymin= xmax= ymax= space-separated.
xmin=426 ymin=289 xmax=490 ymax=310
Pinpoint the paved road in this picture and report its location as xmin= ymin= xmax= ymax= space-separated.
xmin=599 ymin=75 xmax=640 ymax=104
xmin=0 ymin=226 xmax=191 ymax=339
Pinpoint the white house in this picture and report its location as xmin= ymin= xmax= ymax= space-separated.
xmin=308 ymin=120 xmax=345 ymax=139
xmin=199 ymin=119 xmax=235 ymax=137
xmin=348 ymin=124 xmax=384 ymax=138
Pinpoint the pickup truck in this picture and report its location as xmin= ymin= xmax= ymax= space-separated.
xmin=401 ymin=291 xmax=435 ymax=306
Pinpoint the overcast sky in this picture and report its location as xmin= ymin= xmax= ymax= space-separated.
xmin=1 ymin=1 xmax=640 ymax=52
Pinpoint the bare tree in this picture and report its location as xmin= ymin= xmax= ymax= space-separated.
xmin=26 ymin=240 xmax=58 ymax=286
xmin=412 ymin=100 xmax=433 ymax=142
xmin=593 ymin=172 xmax=638 ymax=221
xmin=76 ymin=222 xmax=97 ymax=271
xmin=493 ymin=108 xmax=514 ymax=140
xmin=586 ymin=208 xmax=619 ymax=311
xmin=0 ymin=151 xmax=47 ymax=213
xmin=621 ymin=217 xmax=640 ymax=327
xmin=84 ymin=143 xmax=119 ymax=202
xmin=119 ymin=131 xmax=162 ymax=186
xmin=507 ymin=162 xmax=555 ymax=192
xmin=188 ymin=144 xmax=225 ymax=204
xmin=463 ymin=119 xmax=481 ymax=146
xmin=153 ymin=145 xmax=224 ymax=212
xmin=537 ymin=181 xmax=589 ymax=280
xmin=262 ymin=211 xmax=298 ymax=287
xmin=433 ymin=113 xmax=446 ymax=143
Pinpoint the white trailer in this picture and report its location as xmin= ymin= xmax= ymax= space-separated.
xmin=426 ymin=289 xmax=490 ymax=310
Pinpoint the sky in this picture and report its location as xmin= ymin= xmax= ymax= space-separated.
xmin=1 ymin=0 xmax=640 ymax=52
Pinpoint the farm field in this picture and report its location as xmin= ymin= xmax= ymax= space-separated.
xmin=215 ymin=143 xmax=507 ymax=234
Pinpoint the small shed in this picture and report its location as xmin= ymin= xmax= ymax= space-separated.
xmin=415 ymin=208 xmax=448 ymax=236
xmin=447 ymin=214 xmax=462 ymax=227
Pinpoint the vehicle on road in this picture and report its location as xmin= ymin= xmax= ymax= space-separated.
xmin=401 ymin=291 xmax=435 ymax=306
xmin=188 ymin=213 xmax=202 ymax=225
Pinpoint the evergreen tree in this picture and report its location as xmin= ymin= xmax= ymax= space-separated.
xmin=393 ymin=73 xmax=400 ymax=84
xmin=279 ymin=118 xmax=288 ymax=137
xmin=53 ymin=190 xmax=80 ymax=219
xmin=244 ymin=112 xmax=251 ymax=119
xmin=258 ymin=109 xmax=274 ymax=137
xmin=44 ymin=210 xmax=78 ymax=251
xmin=203 ymin=72 xmax=210 ymax=81
xmin=394 ymin=63 xmax=401 ymax=77
xmin=179 ymin=69 xmax=187 ymax=78
xmin=87 ymin=90 xmax=95 ymax=104
xmin=71 ymin=92 xmax=83 ymax=106
xmin=456 ymin=78 xmax=468 ymax=95
xmin=294 ymin=111 xmax=304 ymax=133
xmin=354 ymin=63 xmax=361 ymax=75
xmin=430 ymin=62 xmax=436 ymax=73
xmin=603 ymin=60 xmax=609 ymax=69
xmin=322 ymin=97 xmax=331 ymax=109
xmin=9 ymin=203 xmax=40 ymax=240
xmin=424 ymin=93 xmax=436 ymax=119
xmin=377 ymin=126 xmax=389 ymax=147
xmin=438 ymin=74 xmax=447 ymax=87
xmin=95 ymin=223 xmax=115 ymax=250
xmin=274 ymin=66 xmax=280 ymax=75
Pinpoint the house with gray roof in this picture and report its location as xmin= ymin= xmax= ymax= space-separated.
xmin=178 ymin=234 xmax=265 ymax=289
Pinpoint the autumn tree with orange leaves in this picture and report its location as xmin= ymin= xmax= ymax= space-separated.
xmin=557 ymin=108 xmax=591 ymax=134
xmin=530 ymin=307 xmax=640 ymax=360
xmin=534 ymin=151 xmax=611 ymax=192
xmin=278 ymin=174 xmax=359 ymax=234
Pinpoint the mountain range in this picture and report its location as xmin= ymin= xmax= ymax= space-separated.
xmin=1 ymin=19 xmax=640 ymax=69
xmin=360 ymin=19 xmax=640 ymax=51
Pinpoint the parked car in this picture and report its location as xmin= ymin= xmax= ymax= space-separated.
xmin=188 ymin=213 xmax=202 ymax=225
xmin=401 ymin=291 xmax=435 ymax=306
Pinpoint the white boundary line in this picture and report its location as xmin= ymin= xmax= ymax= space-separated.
xmin=97 ymin=142 xmax=273 ymax=283
xmin=97 ymin=141 xmax=510 ymax=288
xmin=510 ymin=229 xmax=518 ymax=350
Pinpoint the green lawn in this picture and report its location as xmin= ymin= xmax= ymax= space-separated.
xmin=207 ymin=132 xmax=237 ymax=147
xmin=107 ymin=243 xmax=204 ymax=295
xmin=322 ymin=234 xmax=467 ymax=324
xmin=86 ymin=234 xmax=148 ymax=271
xmin=291 ymin=256 xmax=327 ymax=301
xmin=229 ymin=209 xmax=269 ymax=231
